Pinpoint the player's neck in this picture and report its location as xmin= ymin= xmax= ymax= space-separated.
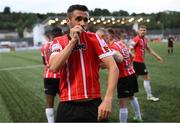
xmin=139 ymin=35 xmax=144 ymax=39
xmin=109 ymin=40 xmax=114 ymax=45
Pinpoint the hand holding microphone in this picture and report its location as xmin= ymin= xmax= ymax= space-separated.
xmin=69 ymin=25 xmax=84 ymax=44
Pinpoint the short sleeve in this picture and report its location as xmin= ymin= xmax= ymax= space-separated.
xmin=41 ymin=45 xmax=44 ymax=57
xmin=133 ymin=36 xmax=139 ymax=43
xmin=50 ymin=38 xmax=63 ymax=55
xmin=144 ymin=38 xmax=148 ymax=49
xmin=92 ymin=34 xmax=113 ymax=59
xmin=128 ymin=37 xmax=137 ymax=49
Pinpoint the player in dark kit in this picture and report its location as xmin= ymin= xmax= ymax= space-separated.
xmin=168 ymin=34 xmax=174 ymax=54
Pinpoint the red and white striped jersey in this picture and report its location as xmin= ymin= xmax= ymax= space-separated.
xmin=41 ymin=42 xmax=61 ymax=78
xmin=109 ymin=41 xmax=135 ymax=78
xmin=50 ymin=32 xmax=112 ymax=102
xmin=132 ymin=35 xmax=148 ymax=63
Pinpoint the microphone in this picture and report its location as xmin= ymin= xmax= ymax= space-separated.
xmin=77 ymin=25 xmax=86 ymax=39
xmin=77 ymin=31 xmax=81 ymax=37
xmin=68 ymin=25 xmax=86 ymax=41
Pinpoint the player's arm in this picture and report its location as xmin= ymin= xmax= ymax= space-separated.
xmin=100 ymin=50 xmax=123 ymax=69
xmin=98 ymin=56 xmax=119 ymax=121
xmin=100 ymin=50 xmax=123 ymax=68
xmin=128 ymin=50 xmax=134 ymax=61
xmin=41 ymin=50 xmax=46 ymax=65
xmin=99 ymin=62 xmax=107 ymax=69
xmin=42 ymin=56 xmax=46 ymax=65
xmin=40 ymin=47 xmax=46 ymax=65
xmin=49 ymin=41 xmax=76 ymax=72
xmin=112 ymin=50 xmax=123 ymax=63
xmin=49 ymin=25 xmax=82 ymax=72
xmin=172 ymin=37 xmax=175 ymax=42
xmin=128 ymin=39 xmax=136 ymax=59
xmin=146 ymin=44 xmax=163 ymax=63
xmin=128 ymin=39 xmax=137 ymax=50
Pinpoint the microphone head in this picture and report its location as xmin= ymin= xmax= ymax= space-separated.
xmin=77 ymin=32 xmax=81 ymax=37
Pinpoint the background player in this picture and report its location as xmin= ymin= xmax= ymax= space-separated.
xmin=96 ymin=28 xmax=142 ymax=123
xmin=41 ymin=27 xmax=63 ymax=123
xmin=129 ymin=25 xmax=163 ymax=102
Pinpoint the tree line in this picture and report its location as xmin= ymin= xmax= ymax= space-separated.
xmin=0 ymin=7 xmax=180 ymax=37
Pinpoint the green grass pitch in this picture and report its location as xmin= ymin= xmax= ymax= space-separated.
xmin=0 ymin=42 xmax=180 ymax=122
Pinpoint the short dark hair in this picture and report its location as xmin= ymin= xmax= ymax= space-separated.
xmin=67 ymin=4 xmax=89 ymax=17
xmin=107 ymin=28 xmax=115 ymax=36
xmin=139 ymin=25 xmax=147 ymax=29
xmin=52 ymin=27 xmax=63 ymax=37
xmin=44 ymin=30 xmax=51 ymax=36
xmin=96 ymin=28 xmax=106 ymax=37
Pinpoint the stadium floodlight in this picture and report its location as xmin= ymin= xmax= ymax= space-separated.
xmin=121 ymin=21 xmax=125 ymax=24
xmin=48 ymin=19 xmax=55 ymax=25
xmin=137 ymin=17 xmax=143 ymax=22
xmin=90 ymin=17 xmax=94 ymax=21
xmin=128 ymin=18 xmax=134 ymax=22
xmin=61 ymin=21 xmax=64 ymax=25
xmin=97 ymin=19 xmax=101 ymax=23
xmin=103 ymin=21 xmax=107 ymax=24
xmin=60 ymin=19 xmax=67 ymax=25
xmin=101 ymin=17 xmax=105 ymax=21
xmin=117 ymin=19 xmax=121 ymax=23
xmin=62 ymin=19 xmax=67 ymax=23
xmin=50 ymin=19 xmax=55 ymax=23
xmin=146 ymin=19 xmax=150 ymax=22
xmin=93 ymin=21 xmax=96 ymax=24
xmin=111 ymin=17 xmax=115 ymax=21
xmin=107 ymin=19 xmax=111 ymax=23
xmin=48 ymin=21 xmax=52 ymax=25
xmin=55 ymin=18 xmax=59 ymax=21
xmin=112 ymin=21 xmax=116 ymax=24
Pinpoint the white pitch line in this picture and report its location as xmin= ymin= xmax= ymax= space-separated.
xmin=0 ymin=65 xmax=44 ymax=71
